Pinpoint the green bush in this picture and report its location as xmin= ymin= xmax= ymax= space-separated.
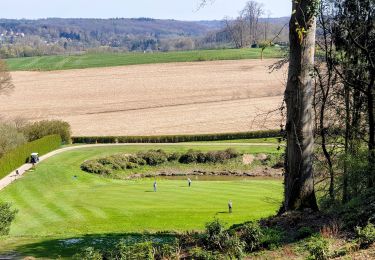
xmin=111 ymin=241 xmax=154 ymax=260
xmin=203 ymin=219 xmax=230 ymax=251
xmin=73 ymin=247 xmax=102 ymax=260
xmin=0 ymin=202 xmax=18 ymax=236
xmin=0 ymin=135 xmax=62 ymax=179
xmin=0 ymin=123 xmax=27 ymax=158
xmin=261 ymin=227 xmax=284 ymax=250
xmin=306 ymin=235 xmax=330 ymax=260
xmin=179 ymin=149 xmax=240 ymax=164
xmin=72 ymin=130 xmax=281 ymax=144
xmin=356 ymin=223 xmax=375 ymax=248
xmin=137 ymin=149 xmax=168 ymax=166
xmin=22 ymin=120 xmax=71 ymax=144
xmin=297 ymin=226 xmax=315 ymax=239
xmin=179 ymin=149 xmax=201 ymax=164
xmin=167 ymin=152 xmax=181 ymax=162
xmin=189 ymin=247 xmax=219 ymax=260
xmin=236 ymin=221 xmax=263 ymax=252
xmin=222 ymin=234 xmax=245 ymax=259
xmin=154 ymin=240 xmax=181 ymax=259
xmin=80 ymin=160 xmax=113 ymax=175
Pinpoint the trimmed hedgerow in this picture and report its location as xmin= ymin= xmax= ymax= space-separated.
xmin=71 ymin=130 xmax=281 ymax=144
xmin=0 ymin=135 xmax=62 ymax=179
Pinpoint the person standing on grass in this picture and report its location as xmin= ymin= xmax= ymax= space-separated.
xmin=188 ymin=178 xmax=192 ymax=187
xmin=228 ymin=200 xmax=233 ymax=213
xmin=153 ymin=180 xmax=157 ymax=192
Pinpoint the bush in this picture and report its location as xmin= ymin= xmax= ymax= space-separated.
xmin=203 ymin=219 xmax=230 ymax=251
xmin=22 ymin=120 xmax=71 ymax=144
xmin=73 ymin=247 xmax=102 ymax=260
xmin=261 ymin=227 xmax=284 ymax=250
xmin=189 ymin=247 xmax=219 ymax=260
xmin=236 ymin=221 xmax=263 ymax=252
xmin=137 ymin=149 xmax=168 ymax=166
xmin=0 ymin=202 xmax=18 ymax=236
xmin=356 ymin=223 xmax=375 ymax=248
xmin=306 ymin=235 xmax=330 ymax=260
xmin=167 ymin=152 xmax=180 ymax=162
xmin=0 ymin=135 xmax=62 ymax=179
xmin=80 ymin=160 xmax=112 ymax=175
xmin=154 ymin=240 xmax=181 ymax=259
xmin=111 ymin=241 xmax=154 ymax=260
xmin=222 ymin=234 xmax=245 ymax=259
xmin=297 ymin=226 xmax=315 ymax=239
xmin=0 ymin=123 xmax=27 ymax=158
xmin=179 ymin=149 xmax=200 ymax=164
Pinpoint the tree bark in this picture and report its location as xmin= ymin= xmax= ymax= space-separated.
xmin=281 ymin=0 xmax=319 ymax=212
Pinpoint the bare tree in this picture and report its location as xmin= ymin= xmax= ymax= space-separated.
xmin=241 ymin=1 xmax=264 ymax=45
xmin=0 ymin=60 xmax=13 ymax=95
xmin=282 ymin=0 xmax=319 ymax=212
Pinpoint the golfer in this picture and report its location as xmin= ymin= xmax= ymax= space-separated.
xmin=153 ymin=181 xmax=157 ymax=192
xmin=228 ymin=200 xmax=233 ymax=213
xmin=188 ymin=178 xmax=192 ymax=187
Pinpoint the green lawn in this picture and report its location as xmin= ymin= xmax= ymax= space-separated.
xmin=6 ymin=48 xmax=284 ymax=71
xmin=0 ymin=145 xmax=282 ymax=257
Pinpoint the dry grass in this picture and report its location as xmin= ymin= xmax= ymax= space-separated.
xmin=0 ymin=59 xmax=287 ymax=136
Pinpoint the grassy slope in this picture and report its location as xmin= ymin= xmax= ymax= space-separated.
xmin=0 ymin=145 xmax=282 ymax=256
xmin=6 ymin=48 xmax=284 ymax=71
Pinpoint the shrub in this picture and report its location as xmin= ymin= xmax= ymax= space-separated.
xmin=223 ymin=234 xmax=245 ymax=259
xmin=356 ymin=223 xmax=375 ymax=248
xmin=154 ymin=240 xmax=181 ymax=259
xmin=189 ymin=247 xmax=218 ymax=260
xmin=0 ymin=135 xmax=62 ymax=179
xmin=112 ymin=241 xmax=154 ymax=260
xmin=0 ymin=123 xmax=27 ymax=158
xmin=137 ymin=149 xmax=168 ymax=166
xmin=236 ymin=221 xmax=263 ymax=252
xmin=203 ymin=219 xmax=230 ymax=251
xmin=167 ymin=152 xmax=180 ymax=162
xmin=22 ymin=120 xmax=71 ymax=144
xmin=73 ymin=247 xmax=102 ymax=260
xmin=261 ymin=227 xmax=284 ymax=250
xmin=297 ymin=226 xmax=315 ymax=239
xmin=0 ymin=202 xmax=18 ymax=236
xmin=179 ymin=149 xmax=200 ymax=164
xmin=306 ymin=235 xmax=330 ymax=260
xmin=80 ymin=160 xmax=112 ymax=175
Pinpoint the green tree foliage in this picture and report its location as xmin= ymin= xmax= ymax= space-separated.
xmin=0 ymin=202 xmax=17 ymax=236
xmin=22 ymin=120 xmax=71 ymax=144
xmin=0 ymin=123 xmax=27 ymax=158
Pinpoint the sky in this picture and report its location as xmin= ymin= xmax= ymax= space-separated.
xmin=1 ymin=0 xmax=291 ymax=20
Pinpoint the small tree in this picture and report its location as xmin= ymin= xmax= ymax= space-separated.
xmin=0 ymin=60 xmax=13 ymax=95
xmin=0 ymin=202 xmax=17 ymax=236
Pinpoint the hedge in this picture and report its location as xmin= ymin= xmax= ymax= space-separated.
xmin=0 ymin=135 xmax=62 ymax=179
xmin=72 ymin=130 xmax=281 ymax=144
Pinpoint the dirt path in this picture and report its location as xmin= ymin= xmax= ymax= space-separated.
xmin=0 ymin=142 xmax=278 ymax=191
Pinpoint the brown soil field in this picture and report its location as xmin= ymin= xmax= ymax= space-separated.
xmin=0 ymin=59 xmax=287 ymax=136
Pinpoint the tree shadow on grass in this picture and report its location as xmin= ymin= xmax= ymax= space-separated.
xmin=8 ymin=232 xmax=176 ymax=259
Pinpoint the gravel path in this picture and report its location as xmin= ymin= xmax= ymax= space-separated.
xmin=0 ymin=142 xmax=277 ymax=191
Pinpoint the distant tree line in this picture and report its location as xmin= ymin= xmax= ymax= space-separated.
xmin=0 ymin=16 xmax=289 ymax=58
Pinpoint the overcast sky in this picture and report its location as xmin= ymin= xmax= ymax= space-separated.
xmin=1 ymin=0 xmax=291 ymax=20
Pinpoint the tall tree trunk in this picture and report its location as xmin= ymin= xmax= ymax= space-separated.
xmin=281 ymin=0 xmax=319 ymax=212
xmin=368 ymin=74 xmax=375 ymax=187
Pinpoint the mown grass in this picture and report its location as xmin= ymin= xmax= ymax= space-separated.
xmin=0 ymin=144 xmax=282 ymax=257
xmin=6 ymin=47 xmax=284 ymax=71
